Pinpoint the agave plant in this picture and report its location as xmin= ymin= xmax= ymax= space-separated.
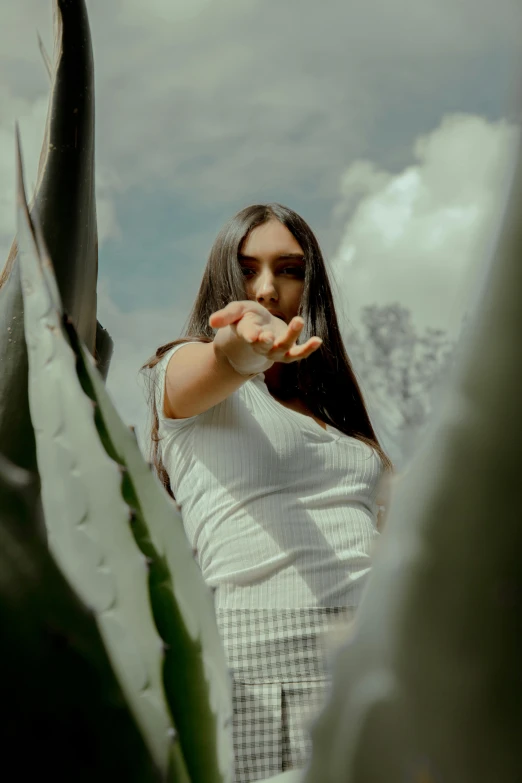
xmin=15 ymin=120 xmax=236 ymax=781
xmin=0 ymin=0 xmax=112 ymax=484
xmin=301 ymin=116 xmax=522 ymax=781
xmin=0 ymin=452 xmax=162 ymax=781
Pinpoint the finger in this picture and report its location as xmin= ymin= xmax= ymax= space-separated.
xmin=209 ymin=301 xmax=253 ymax=327
xmin=258 ymin=330 xmax=275 ymax=345
xmin=283 ymin=338 xmax=323 ymax=362
xmin=209 ymin=306 xmax=242 ymax=327
xmin=250 ymin=339 xmax=276 ymax=356
xmin=233 ymin=320 xmax=265 ymax=344
xmin=252 ymin=337 xmax=275 ymax=355
xmin=271 ymin=317 xmax=304 ymax=351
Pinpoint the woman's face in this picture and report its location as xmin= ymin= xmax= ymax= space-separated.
xmin=238 ymin=219 xmax=306 ymax=324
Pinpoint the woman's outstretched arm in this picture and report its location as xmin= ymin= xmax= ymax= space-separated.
xmin=164 ymin=300 xmax=321 ymax=420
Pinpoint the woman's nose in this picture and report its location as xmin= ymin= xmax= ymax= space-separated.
xmin=253 ymin=270 xmax=277 ymax=296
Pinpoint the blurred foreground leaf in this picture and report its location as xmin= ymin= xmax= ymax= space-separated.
xmin=16 ymin=126 xmax=183 ymax=778
xmin=17 ymin=121 xmax=234 ymax=782
xmin=0 ymin=453 xmax=162 ymax=781
xmin=303 ymin=121 xmax=522 ymax=781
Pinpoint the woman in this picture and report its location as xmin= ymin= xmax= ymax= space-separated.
xmin=141 ymin=203 xmax=393 ymax=782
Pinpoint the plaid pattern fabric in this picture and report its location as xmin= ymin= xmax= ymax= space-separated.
xmin=215 ymin=607 xmax=355 ymax=783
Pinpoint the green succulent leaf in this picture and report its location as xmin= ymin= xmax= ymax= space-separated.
xmin=302 ymin=114 xmax=522 ymax=780
xmin=95 ymin=319 xmax=115 ymax=382
xmin=0 ymin=0 xmax=112 ymax=476
xmin=16 ymin=129 xmax=184 ymax=779
xmin=64 ymin=227 xmax=236 ymax=778
xmin=26 ymin=0 xmax=99 ymax=349
xmin=0 ymin=452 xmax=163 ymax=781
xmin=73 ymin=339 xmax=235 ymax=783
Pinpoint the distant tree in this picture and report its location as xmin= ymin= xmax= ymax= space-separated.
xmin=345 ymin=303 xmax=456 ymax=462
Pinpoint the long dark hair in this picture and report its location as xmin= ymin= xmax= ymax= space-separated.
xmin=141 ymin=203 xmax=393 ymax=498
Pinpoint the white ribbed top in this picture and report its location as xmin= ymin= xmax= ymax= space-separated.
xmin=153 ymin=342 xmax=385 ymax=609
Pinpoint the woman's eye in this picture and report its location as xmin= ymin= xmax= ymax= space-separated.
xmin=240 ymin=266 xmax=304 ymax=277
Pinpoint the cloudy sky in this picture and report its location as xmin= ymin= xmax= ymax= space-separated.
xmin=1 ymin=0 xmax=520 ymax=457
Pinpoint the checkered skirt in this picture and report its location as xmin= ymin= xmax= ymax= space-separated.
xmin=215 ymin=607 xmax=355 ymax=783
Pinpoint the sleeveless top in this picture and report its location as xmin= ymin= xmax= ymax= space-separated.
xmin=152 ymin=342 xmax=385 ymax=610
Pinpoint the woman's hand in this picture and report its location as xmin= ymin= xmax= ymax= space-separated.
xmin=209 ymin=300 xmax=323 ymax=373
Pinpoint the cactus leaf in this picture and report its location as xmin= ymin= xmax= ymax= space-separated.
xmin=74 ymin=333 xmax=235 ymax=783
xmin=16 ymin=128 xmax=184 ymax=778
xmin=0 ymin=0 xmax=112 ymax=478
xmin=68 ymin=248 xmax=235 ymax=779
xmin=0 ymin=451 xmax=163 ymax=781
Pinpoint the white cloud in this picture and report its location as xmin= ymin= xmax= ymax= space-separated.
xmin=80 ymin=0 xmax=522 ymax=204
xmin=330 ymin=114 xmax=520 ymax=338
xmin=1 ymin=1 xmax=520 ymax=467
xmin=2 ymin=0 xmax=518 ymax=210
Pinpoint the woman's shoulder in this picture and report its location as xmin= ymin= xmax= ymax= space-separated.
xmin=154 ymin=339 xmax=259 ymax=430
xmin=153 ymin=339 xmax=211 ymax=384
xmin=153 ymin=342 xmax=204 ymax=428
